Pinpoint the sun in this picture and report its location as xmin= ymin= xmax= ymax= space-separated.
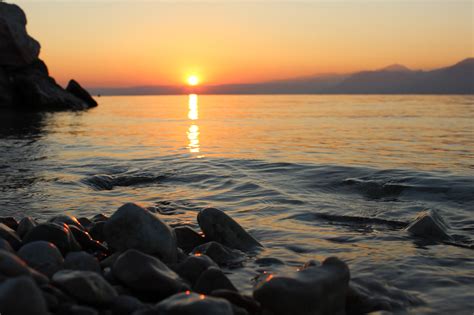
xmin=187 ymin=75 xmax=200 ymax=86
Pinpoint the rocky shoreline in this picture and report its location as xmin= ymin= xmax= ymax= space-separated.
xmin=0 ymin=3 xmax=96 ymax=110
xmin=0 ymin=201 xmax=456 ymax=315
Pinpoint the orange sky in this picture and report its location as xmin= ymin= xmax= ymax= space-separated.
xmin=16 ymin=0 xmax=474 ymax=87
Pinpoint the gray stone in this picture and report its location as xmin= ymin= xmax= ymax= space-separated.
xmin=66 ymin=79 xmax=98 ymax=108
xmin=52 ymin=269 xmax=118 ymax=306
xmin=192 ymin=241 xmax=245 ymax=266
xmin=197 ymin=208 xmax=262 ymax=251
xmin=18 ymin=241 xmax=64 ymax=278
xmin=0 ymin=238 xmax=13 ymax=252
xmin=63 ymin=251 xmax=101 ymax=273
xmin=174 ymin=226 xmax=206 ymax=253
xmin=112 ymin=249 xmax=189 ymax=299
xmin=211 ymin=289 xmax=261 ymax=315
xmin=0 ymin=217 xmax=18 ymax=230
xmin=0 ymin=223 xmax=21 ymax=250
xmin=104 ymin=203 xmax=177 ymax=262
xmin=88 ymin=221 xmax=106 ymax=242
xmin=0 ymin=276 xmax=48 ymax=315
xmin=17 ymin=216 xmax=38 ymax=238
xmin=23 ymin=222 xmax=81 ymax=255
xmin=110 ymin=294 xmax=145 ymax=315
xmin=253 ymin=257 xmax=350 ymax=315
xmin=176 ymin=254 xmax=217 ymax=285
xmin=0 ymin=249 xmax=49 ymax=285
xmin=50 ymin=215 xmax=85 ymax=230
xmin=194 ymin=267 xmax=237 ymax=294
xmin=154 ymin=292 xmax=234 ymax=315
xmin=406 ymin=210 xmax=453 ymax=241
xmin=69 ymin=225 xmax=107 ymax=253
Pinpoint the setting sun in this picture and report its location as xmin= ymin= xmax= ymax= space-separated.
xmin=187 ymin=75 xmax=199 ymax=86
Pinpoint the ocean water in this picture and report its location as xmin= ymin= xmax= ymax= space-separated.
xmin=1 ymin=95 xmax=473 ymax=313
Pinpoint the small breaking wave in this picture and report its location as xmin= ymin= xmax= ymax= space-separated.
xmin=82 ymin=171 xmax=170 ymax=190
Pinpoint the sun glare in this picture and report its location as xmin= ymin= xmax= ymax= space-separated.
xmin=187 ymin=75 xmax=199 ymax=86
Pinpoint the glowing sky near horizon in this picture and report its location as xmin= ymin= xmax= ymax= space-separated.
xmin=13 ymin=0 xmax=474 ymax=87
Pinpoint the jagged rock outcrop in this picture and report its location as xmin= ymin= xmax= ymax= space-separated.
xmin=0 ymin=3 xmax=97 ymax=110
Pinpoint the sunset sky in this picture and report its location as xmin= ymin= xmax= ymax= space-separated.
xmin=15 ymin=0 xmax=474 ymax=87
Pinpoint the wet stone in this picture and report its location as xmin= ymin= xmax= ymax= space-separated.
xmin=88 ymin=221 xmax=106 ymax=242
xmin=69 ymin=225 xmax=108 ymax=253
xmin=0 ymin=249 xmax=49 ymax=285
xmin=52 ymin=269 xmax=118 ymax=306
xmin=0 ymin=276 xmax=49 ymax=315
xmin=174 ymin=226 xmax=206 ymax=253
xmin=17 ymin=216 xmax=38 ymax=238
xmin=197 ymin=208 xmax=262 ymax=251
xmin=0 ymin=238 xmax=14 ymax=253
xmin=78 ymin=217 xmax=93 ymax=229
xmin=192 ymin=241 xmax=246 ymax=266
xmin=63 ymin=251 xmax=101 ymax=273
xmin=0 ymin=217 xmax=18 ymax=231
xmin=406 ymin=209 xmax=453 ymax=241
xmin=154 ymin=292 xmax=234 ymax=315
xmin=211 ymin=289 xmax=261 ymax=315
xmin=253 ymin=257 xmax=350 ymax=315
xmin=110 ymin=294 xmax=146 ymax=315
xmin=23 ymin=222 xmax=81 ymax=255
xmin=194 ymin=267 xmax=237 ymax=295
xmin=18 ymin=241 xmax=64 ymax=278
xmin=104 ymin=203 xmax=177 ymax=262
xmin=49 ymin=215 xmax=86 ymax=230
xmin=176 ymin=254 xmax=218 ymax=285
xmin=112 ymin=249 xmax=189 ymax=300
xmin=0 ymin=223 xmax=22 ymax=250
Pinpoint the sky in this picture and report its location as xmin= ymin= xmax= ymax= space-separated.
xmin=13 ymin=0 xmax=474 ymax=87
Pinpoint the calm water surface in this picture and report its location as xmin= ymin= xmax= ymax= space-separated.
xmin=1 ymin=95 xmax=473 ymax=314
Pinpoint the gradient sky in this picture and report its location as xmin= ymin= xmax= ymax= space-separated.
xmin=14 ymin=0 xmax=474 ymax=87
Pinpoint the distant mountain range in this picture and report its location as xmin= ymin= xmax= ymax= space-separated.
xmin=90 ymin=58 xmax=474 ymax=95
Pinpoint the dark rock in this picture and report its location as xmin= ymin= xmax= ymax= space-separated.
xmin=211 ymin=289 xmax=261 ymax=315
xmin=62 ymin=304 xmax=99 ymax=315
xmin=253 ymin=257 xmax=350 ymax=315
xmin=63 ymin=251 xmax=101 ymax=273
xmin=0 ymin=223 xmax=21 ymax=250
xmin=0 ymin=238 xmax=14 ymax=252
xmin=52 ymin=270 xmax=118 ymax=306
xmin=406 ymin=210 xmax=453 ymax=241
xmin=23 ymin=222 xmax=81 ymax=255
xmin=192 ymin=242 xmax=245 ymax=266
xmin=18 ymin=241 xmax=64 ymax=278
xmin=0 ymin=67 xmax=14 ymax=107
xmin=153 ymin=292 xmax=234 ymax=315
xmin=255 ymin=257 xmax=285 ymax=266
xmin=0 ymin=249 xmax=49 ymax=285
xmin=174 ymin=226 xmax=206 ymax=253
xmin=78 ymin=217 xmax=92 ymax=228
xmin=17 ymin=216 xmax=38 ymax=238
xmin=91 ymin=213 xmax=108 ymax=223
xmin=88 ymin=221 xmax=106 ymax=242
xmin=100 ymin=252 xmax=121 ymax=269
xmin=69 ymin=225 xmax=108 ymax=253
xmin=66 ymin=79 xmax=98 ymax=108
xmin=0 ymin=3 xmax=40 ymax=67
xmin=0 ymin=276 xmax=48 ymax=315
xmin=176 ymin=254 xmax=217 ymax=285
xmin=104 ymin=203 xmax=177 ymax=262
xmin=0 ymin=217 xmax=18 ymax=230
xmin=194 ymin=267 xmax=237 ymax=295
xmin=110 ymin=294 xmax=145 ymax=315
xmin=112 ymin=249 xmax=189 ymax=299
xmin=50 ymin=215 xmax=85 ymax=230
xmin=197 ymin=208 xmax=262 ymax=251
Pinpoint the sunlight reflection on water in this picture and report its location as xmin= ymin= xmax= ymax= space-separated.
xmin=187 ymin=94 xmax=200 ymax=153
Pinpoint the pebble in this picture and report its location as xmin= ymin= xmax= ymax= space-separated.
xmin=0 ymin=276 xmax=48 ymax=315
xmin=0 ymin=223 xmax=22 ymax=250
xmin=192 ymin=241 xmax=246 ymax=266
xmin=23 ymin=222 xmax=81 ymax=255
xmin=63 ymin=251 xmax=101 ymax=273
xmin=194 ymin=267 xmax=237 ymax=294
xmin=18 ymin=241 xmax=64 ymax=278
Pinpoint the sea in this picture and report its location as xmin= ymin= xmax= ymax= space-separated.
xmin=1 ymin=95 xmax=473 ymax=314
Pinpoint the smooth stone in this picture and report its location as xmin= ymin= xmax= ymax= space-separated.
xmin=253 ymin=257 xmax=350 ymax=315
xmin=23 ymin=222 xmax=81 ymax=255
xmin=0 ymin=217 xmax=18 ymax=230
xmin=52 ymin=270 xmax=118 ymax=306
xmin=176 ymin=254 xmax=218 ymax=285
xmin=0 ymin=223 xmax=22 ymax=250
xmin=174 ymin=226 xmax=206 ymax=253
xmin=211 ymin=289 xmax=261 ymax=315
xmin=112 ymin=249 xmax=189 ymax=299
xmin=0 ymin=276 xmax=48 ymax=315
xmin=69 ymin=225 xmax=108 ymax=253
xmin=63 ymin=251 xmax=101 ymax=273
xmin=49 ymin=215 xmax=85 ymax=230
xmin=192 ymin=241 xmax=245 ymax=266
xmin=18 ymin=241 xmax=64 ymax=278
xmin=104 ymin=203 xmax=177 ymax=262
xmin=0 ymin=238 xmax=14 ymax=253
xmin=64 ymin=304 xmax=99 ymax=315
xmin=0 ymin=249 xmax=49 ymax=285
xmin=66 ymin=79 xmax=98 ymax=108
xmin=194 ymin=267 xmax=237 ymax=295
xmin=88 ymin=221 xmax=106 ymax=242
xmin=17 ymin=216 xmax=38 ymax=238
xmin=41 ymin=284 xmax=76 ymax=311
xmin=91 ymin=213 xmax=108 ymax=222
xmin=406 ymin=210 xmax=453 ymax=241
xmin=78 ymin=217 xmax=92 ymax=228
xmin=197 ymin=208 xmax=262 ymax=251
xmin=154 ymin=292 xmax=234 ymax=315
xmin=110 ymin=294 xmax=145 ymax=315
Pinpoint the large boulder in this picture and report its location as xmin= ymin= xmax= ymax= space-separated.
xmin=197 ymin=208 xmax=262 ymax=251
xmin=0 ymin=3 xmax=40 ymax=67
xmin=104 ymin=203 xmax=177 ymax=262
xmin=52 ymin=270 xmax=118 ymax=306
xmin=253 ymin=257 xmax=350 ymax=315
xmin=112 ymin=249 xmax=189 ymax=300
xmin=66 ymin=79 xmax=98 ymax=107
xmin=153 ymin=292 xmax=234 ymax=315
xmin=18 ymin=241 xmax=64 ymax=278
xmin=0 ymin=276 xmax=48 ymax=315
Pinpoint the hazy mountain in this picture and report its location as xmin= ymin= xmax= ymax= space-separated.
xmin=90 ymin=58 xmax=474 ymax=95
